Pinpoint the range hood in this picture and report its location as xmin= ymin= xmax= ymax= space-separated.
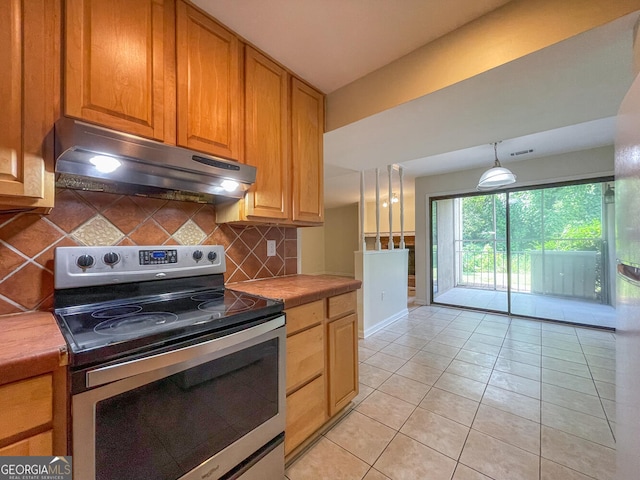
xmin=54 ymin=117 xmax=256 ymax=204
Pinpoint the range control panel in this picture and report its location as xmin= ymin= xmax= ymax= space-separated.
xmin=54 ymin=245 xmax=225 ymax=289
xmin=139 ymin=249 xmax=179 ymax=265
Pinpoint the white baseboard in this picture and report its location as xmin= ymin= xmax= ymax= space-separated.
xmin=360 ymin=308 xmax=409 ymax=338
xmin=414 ymin=298 xmax=428 ymax=305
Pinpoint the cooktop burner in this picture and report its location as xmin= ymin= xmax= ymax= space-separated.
xmin=91 ymin=305 xmax=143 ymax=318
xmin=94 ymin=312 xmax=179 ymax=336
xmin=198 ymin=296 xmax=256 ymax=314
xmin=191 ymin=292 xmax=224 ymax=302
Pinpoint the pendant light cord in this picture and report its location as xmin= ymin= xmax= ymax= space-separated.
xmin=493 ymin=142 xmax=502 ymax=168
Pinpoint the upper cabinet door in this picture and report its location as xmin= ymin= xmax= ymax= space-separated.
xmin=291 ymin=78 xmax=324 ymax=224
xmin=244 ymin=47 xmax=289 ymax=221
xmin=176 ymin=1 xmax=242 ymax=161
xmin=65 ymin=0 xmax=175 ymax=142
xmin=0 ymin=0 xmax=59 ymax=211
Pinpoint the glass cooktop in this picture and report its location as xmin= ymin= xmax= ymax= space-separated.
xmin=54 ymin=287 xmax=283 ymax=367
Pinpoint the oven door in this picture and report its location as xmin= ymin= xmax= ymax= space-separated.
xmin=72 ymin=316 xmax=285 ymax=480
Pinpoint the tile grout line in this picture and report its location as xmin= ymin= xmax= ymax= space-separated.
xmin=576 ymin=330 xmax=617 ymax=444
xmin=352 ymin=305 xmax=615 ymax=480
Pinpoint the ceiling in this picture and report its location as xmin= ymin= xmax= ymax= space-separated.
xmin=192 ymin=0 xmax=512 ymax=93
xmin=193 ymin=0 xmax=639 ymax=208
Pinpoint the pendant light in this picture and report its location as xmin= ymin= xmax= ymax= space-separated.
xmin=477 ymin=142 xmax=516 ymax=191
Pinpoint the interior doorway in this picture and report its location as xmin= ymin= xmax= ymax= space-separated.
xmin=430 ymin=178 xmax=616 ymax=328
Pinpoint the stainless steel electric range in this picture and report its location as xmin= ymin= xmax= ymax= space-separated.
xmin=53 ymin=245 xmax=285 ymax=480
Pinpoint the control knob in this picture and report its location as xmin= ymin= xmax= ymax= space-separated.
xmin=103 ymin=252 xmax=120 ymax=266
xmin=207 ymin=251 xmax=217 ymax=262
xmin=192 ymin=250 xmax=203 ymax=261
xmin=76 ymin=254 xmax=95 ymax=269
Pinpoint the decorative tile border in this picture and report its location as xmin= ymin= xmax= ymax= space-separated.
xmin=0 ymin=189 xmax=297 ymax=315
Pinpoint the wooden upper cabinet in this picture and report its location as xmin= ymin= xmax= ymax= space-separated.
xmin=0 ymin=0 xmax=58 ymax=212
xmin=291 ymin=78 xmax=324 ymax=224
xmin=65 ymin=0 xmax=175 ymax=142
xmin=244 ymin=47 xmax=290 ymax=221
xmin=176 ymin=1 xmax=242 ymax=160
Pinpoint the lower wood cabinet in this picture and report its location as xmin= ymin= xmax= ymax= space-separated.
xmin=0 ymin=431 xmax=52 ymax=456
xmin=0 ymin=369 xmax=67 ymax=456
xmin=327 ymin=313 xmax=358 ymax=417
xmin=0 ymin=375 xmax=53 ymax=441
xmin=286 ymin=324 xmax=324 ymax=394
xmin=284 ymin=291 xmax=359 ymax=458
xmin=285 ymin=374 xmax=325 ymax=455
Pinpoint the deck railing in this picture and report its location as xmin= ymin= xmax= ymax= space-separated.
xmin=455 ymin=239 xmax=604 ymax=301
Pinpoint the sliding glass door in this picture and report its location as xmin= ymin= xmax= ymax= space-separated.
xmin=431 ymin=194 xmax=508 ymax=312
xmin=430 ymin=179 xmax=615 ymax=327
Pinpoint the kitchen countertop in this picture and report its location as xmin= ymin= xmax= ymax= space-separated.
xmin=229 ymin=274 xmax=362 ymax=309
xmin=0 ymin=275 xmax=360 ymax=382
xmin=0 ymin=311 xmax=68 ymax=386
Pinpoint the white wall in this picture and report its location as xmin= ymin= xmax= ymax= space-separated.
xmin=414 ymin=145 xmax=615 ymax=304
xmin=355 ymin=249 xmax=409 ymax=337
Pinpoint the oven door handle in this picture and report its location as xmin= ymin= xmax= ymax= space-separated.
xmin=86 ymin=315 xmax=285 ymax=388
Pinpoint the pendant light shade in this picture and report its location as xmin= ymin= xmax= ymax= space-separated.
xmin=477 ymin=142 xmax=516 ymax=191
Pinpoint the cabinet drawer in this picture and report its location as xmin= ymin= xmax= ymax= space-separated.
xmin=286 ymin=300 xmax=323 ymax=336
xmin=286 ymin=324 xmax=324 ymax=394
xmin=0 ymin=374 xmax=52 ymax=442
xmin=285 ymin=375 xmax=325 ymax=455
xmin=327 ymin=291 xmax=356 ymax=320
xmin=0 ymin=430 xmax=52 ymax=456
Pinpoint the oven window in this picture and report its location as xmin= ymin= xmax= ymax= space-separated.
xmin=94 ymin=338 xmax=280 ymax=480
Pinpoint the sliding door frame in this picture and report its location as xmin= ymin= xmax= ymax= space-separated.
xmin=428 ymin=175 xmax=614 ymax=323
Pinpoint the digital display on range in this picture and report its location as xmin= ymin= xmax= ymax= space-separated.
xmin=139 ymin=249 xmax=178 ymax=265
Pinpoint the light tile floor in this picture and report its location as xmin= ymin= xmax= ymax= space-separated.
xmin=285 ymin=305 xmax=616 ymax=480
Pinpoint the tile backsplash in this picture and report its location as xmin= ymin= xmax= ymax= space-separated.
xmin=0 ymin=189 xmax=297 ymax=315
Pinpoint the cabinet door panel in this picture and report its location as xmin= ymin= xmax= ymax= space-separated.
xmin=291 ymin=78 xmax=324 ymax=224
xmin=286 ymin=324 xmax=324 ymax=394
xmin=176 ymin=1 xmax=241 ymax=160
xmin=0 ymin=431 xmax=52 ymax=456
xmin=286 ymin=300 xmax=323 ymax=336
xmin=327 ymin=291 xmax=356 ymax=320
xmin=0 ymin=375 xmax=53 ymax=442
xmin=327 ymin=313 xmax=358 ymax=417
xmin=65 ymin=0 xmax=174 ymax=141
xmin=244 ymin=47 xmax=289 ymax=220
xmin=285 ymin=375 xmax=325 ymax=455
xmin=0 ymin=0 xmax=57 ymax=210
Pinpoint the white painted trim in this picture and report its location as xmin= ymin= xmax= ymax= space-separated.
xmin=359 ymin=308 xmax=409 ymax=338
